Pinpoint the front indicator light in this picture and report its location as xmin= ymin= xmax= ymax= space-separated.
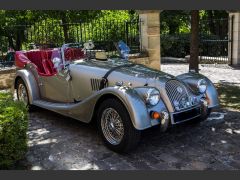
xmin=150 ymin=111 xmax=161 ymax=119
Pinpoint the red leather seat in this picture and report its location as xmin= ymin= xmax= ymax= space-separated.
xmin=41 ymin=50 xmax=55 ymax=76
xmin=64 ymin=48 xmax=85 ymax=61
xmin=15 ymin=51 xmax=31 ymax=68
xmin=73 ymin=48 xmax=85 ymax=59
xmin=42 ymin=58 xmax=57 ymax=76
xmin=26 ymin=51 xmax=45 ymax=74
xmin=24 ymin=50 xmax=57 ymax=76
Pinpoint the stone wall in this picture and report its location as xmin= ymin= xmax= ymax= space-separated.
xmin=129 ymin=57 xmax=150 ymax=66
xmin=138 ymin=11 xmax=161 ymax=70
xmin=0 ymin=68 xmax=16 ymax=90
xmin=229 ymin=12 xmax=240 ymax=65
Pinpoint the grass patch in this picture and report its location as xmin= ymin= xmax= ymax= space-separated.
xmin=215 ymin=83 xmax=240 ymax=111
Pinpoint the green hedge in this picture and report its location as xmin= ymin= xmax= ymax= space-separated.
xmin=161 ymin=33 xmax=227 ymax=58
xmin=0 ymin=92 xmax=28 ymax=169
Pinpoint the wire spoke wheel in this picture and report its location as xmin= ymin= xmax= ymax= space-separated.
xmin=17 ymin=83 xmax=28 ymax=106
xmin=101 ymin=108 xmax=124 ymax=145
xmin=97 ymin=98 xmax=141 ymax=153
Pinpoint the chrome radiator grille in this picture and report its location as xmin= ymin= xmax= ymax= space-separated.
xmin=165 ymin=80 xmax=192 ymax=111
xmin=91 ymin=78 xmax=102 ymax=91
xmin=90 ymin=78 xmax=107 ymax=91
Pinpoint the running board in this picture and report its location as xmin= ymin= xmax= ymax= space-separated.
xmin=32 ymin=99 xmax=94 ymax=123
xmin=33 ymin=100 xmax=77 ymax=111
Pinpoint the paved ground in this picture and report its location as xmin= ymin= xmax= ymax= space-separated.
xmin=162 ymin=63 xmax=240 ymax=85
xmin=20 ymin=108 xmax=240 ymax=170
xmin=16 ymin=63 xmax=240 ymax=170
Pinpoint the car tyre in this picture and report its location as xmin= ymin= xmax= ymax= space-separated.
xmin=16 ymin=78 xmax=33 ymax=110
xmin=97 ymin=98 xmax=141 ymax=153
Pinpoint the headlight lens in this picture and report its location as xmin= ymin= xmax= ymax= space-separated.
xmin=197 ymin=79 xmax=207 ymax=93
xmin=146 ymin=88 xmax=160 ymax=106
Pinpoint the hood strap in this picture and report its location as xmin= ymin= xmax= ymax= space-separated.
xmin=99 ymin=63 xmax=136 ymax=90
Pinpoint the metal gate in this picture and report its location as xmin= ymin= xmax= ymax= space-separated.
xmin=0 ymin=19 xmax=141 ymax=68
xmin=160 ymin=16 xmax=233 ymax=64
xmin=199 ymin=17 xmax=233 ymax=64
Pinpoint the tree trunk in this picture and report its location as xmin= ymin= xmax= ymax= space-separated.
xmin=7 ymin=35 xmax=15 ymax=50
xmin=189 ymin=10 xmax=199 ymax=73
xmin=61 ymin=13 xmax=70 ymax=43
xmin=16 ymin=30 xmax=23 ymax=51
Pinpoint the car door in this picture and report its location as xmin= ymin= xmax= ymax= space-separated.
xmin=39 ymin=67 xmax=73 ymax=103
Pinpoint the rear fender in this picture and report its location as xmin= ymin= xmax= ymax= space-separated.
xmin=14 ymin=69 xmax=40 ymax=104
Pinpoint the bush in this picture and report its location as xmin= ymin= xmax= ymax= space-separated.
xmin=0 ymin=92 xmax=28 ymax=169
xmin=161 ymin=33 xmax=227 ymax=58
xmin=161 ymin=33 xmax=191 ymax=58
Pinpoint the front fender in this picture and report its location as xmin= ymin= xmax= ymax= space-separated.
xmin=97 ymin=86 xmax=152 ymax=130
xmin=14 ymin=69 xmax=40 ymax=104
xmin=177 ymin=72 xmax=220 ymax=109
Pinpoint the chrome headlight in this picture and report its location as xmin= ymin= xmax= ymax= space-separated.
xmin=145 ymin=88 xmax=160 ymax=106
xmin=197 ymin=79 xmax=207 ymax=93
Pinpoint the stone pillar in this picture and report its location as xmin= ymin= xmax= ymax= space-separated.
xmin=229 ymin=12 xmax=240 ymax=65
xmin=138 ymin=10 xmax=161 ymax=70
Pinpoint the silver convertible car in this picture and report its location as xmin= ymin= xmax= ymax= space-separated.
xmin=14 ymin=43 xmax=219 ymax=153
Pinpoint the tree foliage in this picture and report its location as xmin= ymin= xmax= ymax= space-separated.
xmin=0 ymin=10 xmax=137 ymax=52
xmin=160 ymin=10 xmax=228 ymax=35
xmin=0 ymin=10 xmax=229 ymax=57
xmin=160 ymin=10 xmax=228 ymax=58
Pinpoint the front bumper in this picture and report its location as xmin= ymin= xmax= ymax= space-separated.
xmin=170 ymin=105 xmax=202 ymax=124
xmin=169 ymin=98 xmax=208 ymax=125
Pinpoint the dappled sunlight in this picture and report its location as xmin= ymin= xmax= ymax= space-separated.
xmin=27 ymin=127 xmax=58 ymax=147
xmin=211 ymin=127 xmax=216 ymax=132
xmin=233 ymin=129 xmax=240 ymax=134
xmin=22 ymin=107 xmax=240 ymax=170
xmin=31 ymin=165 xmax=43 ymax=170
xmin=28 ymin=128 xmax=50 ymax=136
xmin=70 ymin=163 xmax=100 ymax=170
xmin=28 ymin=138 xmax=58 ymax=147
xmin=36 ymin=138 xmax=57 ymax=145
xmin=225 ymin=128 xmax=240 ymax=135
xmin=207 ymin=112 xmax=226 ymax=122
xmin=225 ymin=128 xmax=233 ymax=134
xmin=216 ymin=83 xmax=240 ymax=111
xmin=220 ymin=140 xmax=227 ymax=144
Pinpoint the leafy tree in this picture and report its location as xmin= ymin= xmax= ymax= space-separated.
xmin=160 ymin=10 xmax=191 ymax=34
xmin=199 ymin=10 xmax=228 ymax=38
xmin=0 ymin=10 xmax=136 ymax=51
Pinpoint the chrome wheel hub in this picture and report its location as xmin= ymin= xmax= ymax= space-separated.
xmin=17 ymin=84 xmax=28 ymax=105
xmin=101 ymin=108 xmax=124 ymax=145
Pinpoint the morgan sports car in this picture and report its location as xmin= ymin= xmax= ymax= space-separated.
xmin=13 ymin=42 xmax=219 ymax=153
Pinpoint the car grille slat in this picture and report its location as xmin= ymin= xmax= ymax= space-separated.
xmin=165 ymin=79 xmax=191 ymax=111
xmin=91 ymin=78 xmax=107 ymax=91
